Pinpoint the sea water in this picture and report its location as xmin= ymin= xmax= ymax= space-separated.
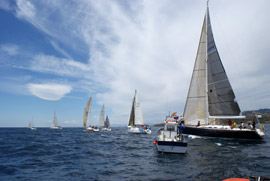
xmin=0 ymin=125 xmax=269 ymax=180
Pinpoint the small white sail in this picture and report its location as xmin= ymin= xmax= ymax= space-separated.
xmin=83 ymin=97 xmax=92 ymax=127
xmin=99 ymin=105 xmax=105 ymax=127
xmin=51 ymin=112 xmax=58 ymax=127
xmin=51 ymin=112 xmax=62 ymax=129
xmin=128 ymin=90 xmax=144 ymax=126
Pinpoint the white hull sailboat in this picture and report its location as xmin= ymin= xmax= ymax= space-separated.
xmin=182 ymin=2 xmax=265 ymax=139
xmin=99 ymin=105 xmax=111 ymax=131
xmin=51 ymin=112 xmax=62 ymax=129
xmin=128 ymin=90 xmax=151 ymax=134
xmin=154 ymin=114 xmax=187 ymax=154
xmin=83 ymin=97 xmax=99 ymax=132
xmin=28 ymin=118 xmax=37 ymax=130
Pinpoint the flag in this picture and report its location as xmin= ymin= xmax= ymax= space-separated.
xmin=171 ymin=112 xmax=177 ymax=117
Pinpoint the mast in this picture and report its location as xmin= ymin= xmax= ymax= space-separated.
xmin=205 ymin=0 xmax=209 ymax=124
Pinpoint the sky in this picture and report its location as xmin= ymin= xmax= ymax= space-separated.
xmin=0 ymin=0 xmax=269 ymax=127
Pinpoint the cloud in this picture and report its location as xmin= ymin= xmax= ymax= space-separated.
xmin=0 ymin=44 xmax=19 ymax=56
xmin=0 ymin=0 xmax=12 ymax=11
xmin=27 ymin=83 xmax=72 ymax=101
xmin=16 ymin=0 xmax=36 ymax=21
xmin=30 ymin=54 xmax=90 ymax=78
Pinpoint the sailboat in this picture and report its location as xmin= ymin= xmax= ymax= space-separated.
xmin=99 ymin=105 xmax=111 ymax=131
xmin=51 ymin=112 xmax=62 ymax=129
xmin=28 ymin=118 xmax=37 ymax=130
xmin=83 ymin=97 xmax=99 ymax=132
xmin=104 ymin=116 xmax=111 ymax=131
xmin=182 ymin=2 xmax=265 ymax=139
xmin=128 ymin=90 xmax=151 ymax=134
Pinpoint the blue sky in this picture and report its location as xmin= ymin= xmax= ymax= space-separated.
xmin=0 ymin=0 xmax=269 ymax=127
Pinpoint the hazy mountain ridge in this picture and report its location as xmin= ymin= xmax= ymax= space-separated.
xmin=242 ymin=108 xmax=270 ymax=116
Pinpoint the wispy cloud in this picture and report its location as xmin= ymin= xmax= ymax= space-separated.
xmin=27 ymin=83 xmax=72 ymax=101
xmin=0 ymin=44 xmax=19 ymax=56
xmin=0 ymin=0 xmax=12 ymax=11
xmin=30 ymin=54 xmax=90 ymax=78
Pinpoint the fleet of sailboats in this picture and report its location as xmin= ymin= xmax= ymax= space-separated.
xmin=128 ymin=90 xmax=151 ymax=134
xmin=51 ymin=112 xmax=62 ymax=129
xmin=23 ymin=3 xmax=266 ymax=158
xmin=181 ymin=2 xmax=265 ymax=139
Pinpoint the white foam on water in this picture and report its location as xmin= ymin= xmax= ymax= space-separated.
xmin=188 ymin=135 xmax=202 ymax=139
xmin=215 ymin=143 xmax=222 ymax=146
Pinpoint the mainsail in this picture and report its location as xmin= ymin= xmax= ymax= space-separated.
xmin=99 ymin=104 xmax=105 ymax=127
xmin=206 ymin=8 xmax=241 ymax=117
xmin=184 ymin=4 xmax=241 ymax=126
xmin=83 ymin=97 xmax=92 ymax=127
xmin=128 ymin=90 xmax=144 ymax=126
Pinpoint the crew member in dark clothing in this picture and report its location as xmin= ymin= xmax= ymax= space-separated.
xmin=252 ymin=119 xmax=256 ymax=130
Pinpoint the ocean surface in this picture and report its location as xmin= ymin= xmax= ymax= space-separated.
xmin=0 ymin=125 xmax=270 ymax=180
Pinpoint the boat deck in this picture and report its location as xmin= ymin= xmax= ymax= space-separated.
xmin=157 ymin=130 xmax=183 ymax=142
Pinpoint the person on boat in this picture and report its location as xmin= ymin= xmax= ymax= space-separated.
xmin=233 ymin=122 xmax=237 ymax=128
xmin=239 ymin=121 xmax=246 ymax=129
xmin=177 ymin=123 xmax=184 ymax=140
xmin=228 ymin=119 xmax=232 ymax=126
xmin=197 ymin=121 xmax=200 ymax=127
xmin=252 ymin=119 xmax=256 ymax=130
xmin=248 ymin=122 xmax=253 ymax=129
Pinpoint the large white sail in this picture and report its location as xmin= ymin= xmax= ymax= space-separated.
xmin=183 ymin=15 xmax=207 ymax=126
xmin=134 ymin=90 xmax=144 ymax=125
xmin=99 ymin=104 xmax=105 ymax=127
xmin=83 ymin=97 xmax=92 ymax=127
xmin=184 ymin=5 xmax=241 ymax=126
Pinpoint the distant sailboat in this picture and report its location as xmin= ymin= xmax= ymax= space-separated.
xmin=99 ymin=105 xmax=111 ymax=131
xmin=83 ymin=97 xmax=99 ymax=132
xmin=182 ymin=2 xmax=265 ymax=139
xmin=28 ymin=118 xmax=37 ymax=130
xmin=51 ymin=112 xmax=62 ymax=129
xmin=128 ymin=90 xmax=151 ymax=134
